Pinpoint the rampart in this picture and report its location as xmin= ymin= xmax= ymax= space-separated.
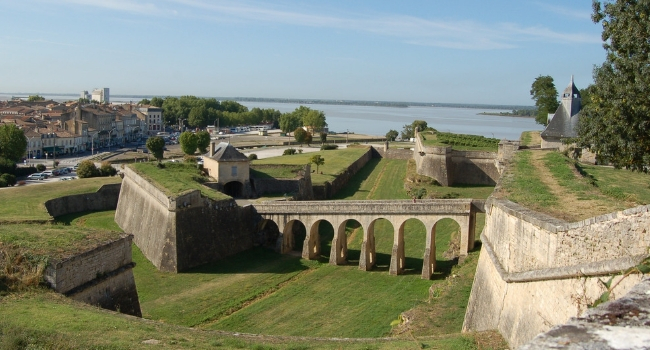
xmin=115 ymin=166 xmax=257 ymax=272
xmin=463 ymin=198 xmax=649 ymax=348
xmin=250 ymin=164 xmax=314 ymax=200
xmin=44 ymin=234 xmax=141 ymax=317
xmin=413 ymin=134 xmax=519 ymax=186
xmin=313 ymin=147 xmax=373 ymax=199
xmin=44 ymin=183 xmax=121 ymax=217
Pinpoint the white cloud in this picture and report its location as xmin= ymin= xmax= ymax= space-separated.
xmin=55 ymin=0 xmax=601 ymax=50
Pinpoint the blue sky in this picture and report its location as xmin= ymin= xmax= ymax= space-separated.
xmin=0 ymin=0 xmax=604 ymax=105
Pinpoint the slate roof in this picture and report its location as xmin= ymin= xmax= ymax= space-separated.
xmin=541 ymin=77 xmax=581 ymax=140
xmin=208 ymin=142 xmax=249 ymax=162
xmin=541 ymin=104 xmax=580 ymax=139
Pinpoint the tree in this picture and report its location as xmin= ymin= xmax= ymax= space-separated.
xmin=99 ymin=161 xmax=117 ymax=176
xmin=76 ymin=160 xmax=99 ymax=178
xmin=294 ymin=128 xmax=311 ymax=145
xmin=196 ymin=131 xmax=211 ymax=154
xmin=530 ymin=75 xmax=559 ymax=125
xmin=400 ymin=120 xmax=428 ymax=140
xmin=188 ymin=106 xmax=207 ymax=128
xmin=27 ymin=95 xmax=45 ymax=102
xmin=577 ymin=1 xmax=650 ymax=172
xmin=303 ymin=109 xmax=327 ymax=133
xmin=320 ymin=132 xmax=327 ymax=143
xmin=146 ymin=136 xmax=165 ymax=163
xmin=310 ymin=154 xmax=325 ymax=173
xmin=279 ymin=112 xmax=301 ymax=135
xmin=138 ymin=98 xmax=151 ymax=105
xmin=150 ymin=97 xmax=164 ymax=107
xmin=0 ymin=124 xmax=27 ymax=163
xmin=179 ymin=131 xmax=198 ymax=155
xmin=386 ymin=129 xmax=399 ymax=141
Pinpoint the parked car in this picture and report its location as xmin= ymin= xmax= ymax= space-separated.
xmin=73 ymin=164 xmax=79 ymax=171
xmin=42 ymin=170 xmax=54 ymax=177
xmin=27 ymin=173 xmax=46 ymax=180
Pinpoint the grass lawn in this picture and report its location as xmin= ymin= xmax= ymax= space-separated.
xmin=252 ymin=147 xmax=371 ymax=184
xmin=498 ymin=149 xmax=650 ymax=221
xmin=0 ymin=149 xmax=506 ymax=349
xmin=0 ymin=223 xmax=121 ymax=259
xmin=130 ymin=162 xmax=230 ymax=201
xmin=0 ymin=177 xmax=121 ymax=222
xmin=419 ymin=130 xmax=499 ymax=152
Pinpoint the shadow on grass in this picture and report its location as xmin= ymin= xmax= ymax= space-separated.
xmin=183 ymin=247 xmax=310 ymax=276
xmin=332 ymin=158 xmax=381 ymax=199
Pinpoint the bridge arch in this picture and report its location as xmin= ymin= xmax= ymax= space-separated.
xmin=303 ymin=219 xmax=334 ymax=260
xmin=279 ymin=219 xmax=307 ymax=254
xmin=253 ymin=199 xmax=483 ymax=280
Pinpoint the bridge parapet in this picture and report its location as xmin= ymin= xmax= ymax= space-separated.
xmin=253 ymin=199 xmax=476 ymax=215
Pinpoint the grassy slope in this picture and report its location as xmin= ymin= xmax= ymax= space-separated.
xmin=0 ymin=177 xmax=120 ymax=221
xmin=498 ymin=150 xmax=650 ymax=220
xmin=0 ymin=155 xmax=503 ymax=349
xmin=130 ymin=162 xmax=230 ymax=201
xmin=252 ymin=147 xmax=370 ymax=184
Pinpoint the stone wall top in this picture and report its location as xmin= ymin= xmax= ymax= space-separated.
xmin=254 ymin=199 xmax=476 ymax=215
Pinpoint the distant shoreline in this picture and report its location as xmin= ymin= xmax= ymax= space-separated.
xmin=478 ymin=112 xmax=535 ymax=118
xmin=1 ymin=92 xmax=535 ymax=111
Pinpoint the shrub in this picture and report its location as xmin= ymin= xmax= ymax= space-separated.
xmin=248 ymin=154 xmax=258 ymax=160
xmin=76 ymin=160 xmax=99 ymax=178
xmin=15 ymin=166 xmax=37 ymax=177
xmin=0 ymin=157 xmax=15 ymax=174
xmin=184 ymin=155 xmax=198 ymax=163
xmin=1 ymin=173 xmax=16 ymax=186
xmin=99 ymin=161 xmax=117 ymax=176
xmin=321 ymin=144 xmax=338 ymax=150
xmin=36 ymin=164 xmax=46 ymax=172
xmin=0 ymin=177 xmax=7 ymax=188
xmin=283 ymin=148 xmax=297 ymax=156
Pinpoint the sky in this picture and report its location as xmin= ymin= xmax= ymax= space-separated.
xmin=0 ymin=0 xmax=605 ymax=106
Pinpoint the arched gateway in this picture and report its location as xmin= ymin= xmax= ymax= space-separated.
xmin=253 ymin=199 xmax=484 ymax=280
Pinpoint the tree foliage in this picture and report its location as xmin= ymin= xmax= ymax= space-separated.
xmin=386 ymin=130 xmax=399 ymax=141
xmin=294 ymin=128 xmax=311 ymax=145
xmin=310 ymin=154 xmax=325 ymax=173
xmin=577 ymin=0 xmax=650 ymax=172
xmin=196 ymin=131 xmax=211 ymax=154
xmin=27 ymin=95 xmax=45 ymax=102
xmin=0 ymin=124 xmax=27 ymax=163
xmin=146 ymin=136 xmax=165 ymax=163
xmin=303 ymin=109 xmax=327 ymax=133
xmin=530 ymin=75 xmax=559 ymax=125
xmin=179 ymin=131 xmax=198 ymax=155
xmin=400 ymin=120 xmax=428 ymax=140
xmin=99 ymin=161 xmax=117 ymax=176
xmin=279 ymin=112 xmax=302 ymax=135
xmin=76 ymin=160 xmax=99 ymax=178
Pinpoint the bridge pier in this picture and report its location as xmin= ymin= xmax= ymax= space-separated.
xmin=389 ymin=225 xmax=405 ymax=275
xmin=302 ymin=219 xmax=320 ymax=260
xmin=359 ymin=221 xmax=376 ymax=271
xmin=421 ymin=222 xmax=437 ymax=279
xmin=329 ymin=220 xmax=348 ymax=265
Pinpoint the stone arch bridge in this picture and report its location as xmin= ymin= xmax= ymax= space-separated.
xmin=252 ymin=199 xmax=485 ymax=279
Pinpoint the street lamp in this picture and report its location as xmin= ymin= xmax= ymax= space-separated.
xmin=91 ymin=132 xmax=98 ymax=155
xmin=108 ymin=128 xmax=116 ymax=152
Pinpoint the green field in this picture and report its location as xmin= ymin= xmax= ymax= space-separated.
xmin=0 ymin=177 xmax=120 ymax=221
xmin=130 ymin=162 xmax=231 ymax=200
xmin=0 ymin=154 xmax=504 ymax=349
xmin=252 ymin=146 xmax=371 ymax=184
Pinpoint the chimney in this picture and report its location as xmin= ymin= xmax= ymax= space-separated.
xmin=209 ymin=142 xmax=216 ymax=157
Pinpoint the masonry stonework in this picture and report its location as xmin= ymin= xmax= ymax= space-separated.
xmin=463 ymin=198 xmax=649 ymax=348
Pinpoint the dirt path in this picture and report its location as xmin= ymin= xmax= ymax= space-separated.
xmin=529 ymin=151 xmax=616 ymax=222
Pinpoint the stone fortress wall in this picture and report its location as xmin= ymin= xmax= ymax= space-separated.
xmin=115 ymin=166 xmax=258 ymax=272
xmin=42 ymin=183 xmax=140 ymax=317
xmin=413 ymin=132 xmax=520 ymax=186
xmin=463 ymin=197 xmax=649 ymax=348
